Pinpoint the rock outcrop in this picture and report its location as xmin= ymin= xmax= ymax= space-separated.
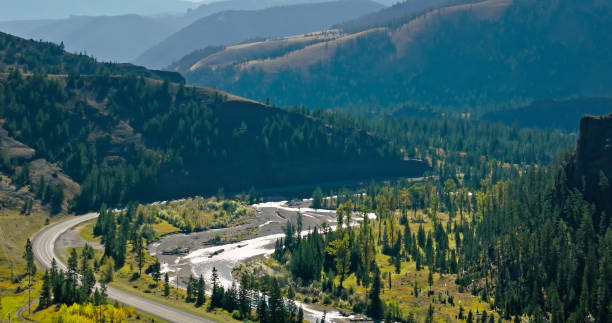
xmin=566 ymin=114 xmax=612 ymax=226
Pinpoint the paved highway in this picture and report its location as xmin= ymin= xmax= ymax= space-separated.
xmin=32 ymin=213 xmax=215 ymax=323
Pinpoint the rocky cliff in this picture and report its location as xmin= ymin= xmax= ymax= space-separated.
xmin=566 ymin=114 xmax=612 ymax=227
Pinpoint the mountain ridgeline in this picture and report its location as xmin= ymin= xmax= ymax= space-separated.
xmin=0 ymin=31 xmax=183 ymax=82
xmin=134 ymin=0 xmax=384 ymax=69
xmin=0 ymin=31 xmax=427 ymax=213
xmin=177 ymin=0 xmax=612 ymax=111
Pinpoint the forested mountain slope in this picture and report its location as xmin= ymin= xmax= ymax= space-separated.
xmin=180 ymin=0 xmax=612 ymax=110
xmin=0 ymin=31 xmax=426 ymax=213
xmin=0 ymin=32 xmax=183 ymax=82
xmin=134 ymin=0 xmax=384 ymax=69
xmin=462 ymin=114 xmax=612 ymax=322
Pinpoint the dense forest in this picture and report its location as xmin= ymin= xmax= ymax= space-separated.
xmin=254 ymin=114 xmax=610 ymax=322
xmin=184 ymin=0 xmax=612 ymax=110
xmin=293 ymin=107 xmax=576 ymax=189
xmin=0 ymin=69 xmax=576 ymax=215
xmin=0 ymin=69 xmax=424 ymax=213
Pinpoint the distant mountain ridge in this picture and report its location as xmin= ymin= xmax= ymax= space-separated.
xmin=0 ymin=15 xmax=188 ymax=63
xmin=0 ymin=0 xmax=383 ymax=67
xmin=177 ymin=0 xmax=612 ymax=111
xmin=134 ymin=0 xmax=384 ymax=69
xmin=0 ymin=0 xmax=198 ymax=21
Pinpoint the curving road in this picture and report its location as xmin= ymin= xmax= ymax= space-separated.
xmin=32 ymin=213 xmax=215 ymax=323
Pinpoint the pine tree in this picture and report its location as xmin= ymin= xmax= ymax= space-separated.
xmin=196 ymin=274 xmax=205 ymax=307
xmin=223 ymin=282 xmax=238 ymax=312
xmin=67 ymin=248 xmax=78 ymax=301
xmin=150 ymin=259 xmax=161 ymax=284
xmin=164 ymin=273 xmax=170 ymax=297
xmin=268 ymin=278 xmax=286 ymax=323
xmin=418 ymin=224 xmax=426 ymax=248
xmin=467 ymin=310 xmax=474 ymax=323
xmin=311 ymin=187 xmax=323 ymax=209
xmin=257 ymin=296 xmax=268 ymax=323
xmin=210 ymin=267 xmax=224 ymax=308
xmin=136 ymin=234 xmax=145 ymax=277
xmin=186 ymin=275 xmax=194 ymax=302
xmin=297 ymin=307 xmax=304 ymax=323
xmin=367 ymin=267 xmax=383 ymax=319
xmin=23 ymin=238 xmax=36 ymax=315
xmin=425 ymin=303 xmax=434 ymax=323
xmin=238 ymin=274 xmax=250 ymax=318
xmin=39 ymin=270 xmax=51 ymax=309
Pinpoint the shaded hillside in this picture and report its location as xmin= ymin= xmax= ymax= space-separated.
xmin=135 ymin=0 xmax=384 ymax=69
xmin=0 ymin=32 xmax=427 ymax=212
xmin=483 ymin=98 xmax=612 ymax=132
xmin=0 ymin=31 xmax=183 ymax=82
xmin=182 ymin=0 xmax=612 ymax=110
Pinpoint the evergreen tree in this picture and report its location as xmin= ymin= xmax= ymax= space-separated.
xmin=164 ymin=273 xmax=170 ymax=297
xmin=268 ymin=278 xmax=286 ymax=323
xmin=210 ymin=267 xmax=224 ymax=308
xmin=23 ymin=238 xmax=36 ymax=315
xmin=297 ymin=307 xmax=304 ymax=323
xmin=196 ymin=274 xmax=205 ymax=307
xmin=39 ymin=270 xmax=52 ymax=309
xmin=136 ymin=234 xmax=145 ymax=276
xmin=425 ymin=303 xmax=434 ymax=323
xmin=367 ymin=267 xmax=383 ymax=319
xmin=257 ymin=295 xmax=268 ymax=323
xmin=312 ymin=187 xmax=323 ymax=209
xmin=223 ymin=282 xmax=238 ymax=312
xmin=186 ymin=275 xmax=194 ymax=302
xmin=239 ymin=274 xmax=251 ymax=319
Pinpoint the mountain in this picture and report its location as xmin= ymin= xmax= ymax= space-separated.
xmin=0 ymin=0 xmax=198 ymax=21
xmin=0 ymin=0 xmax=345 ymax=63
xmin=483 ymin=98 xmax=612 ymax=132
xmin=0 ymin=15 xmax=189 ymax=63
xmin=0 ymin=31 xmax=183 ymax=82
xmin=334 ymin=0 xmax=469 ymax=32
xmin=0 ymin=31 xmax=426 ymax=212
xmin=134 ymin=0 xmax=385 ymax=69
xmin=184 ymin=0 xmax=335 ymax=20
xmin=178 ymin=0 xmax=612 ymax=110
